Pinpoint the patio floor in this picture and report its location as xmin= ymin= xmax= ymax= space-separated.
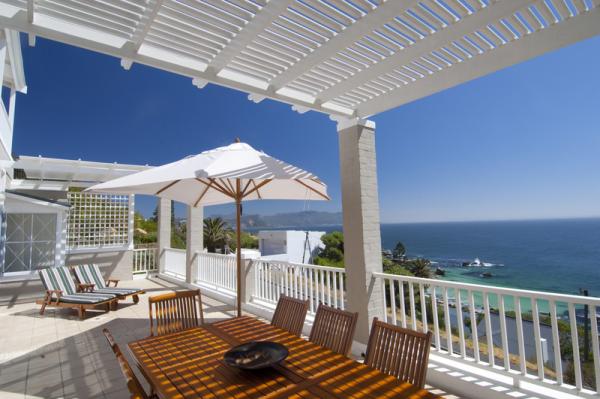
xmin=0 ymin=277 xmax=459 ymax=399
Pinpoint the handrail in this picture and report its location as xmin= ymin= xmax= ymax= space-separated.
xmin=373 ymin=271 xmax=600 ymax=397
xmin=373 ymin=271 xmax=600 ymax=306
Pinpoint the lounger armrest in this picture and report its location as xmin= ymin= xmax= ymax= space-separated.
xmin=106 ymin=279 xmax=119 ymax=287
xmin=77 ymin=283 xmax=95 ymax=293
xmin=45 ymin=290 xmax=62 ymax=305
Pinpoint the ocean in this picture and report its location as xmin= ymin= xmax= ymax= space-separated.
xmin=253 ymin=218 xmax=600 ymax=297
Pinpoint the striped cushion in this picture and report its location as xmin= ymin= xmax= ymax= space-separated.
xmin=56 ymin=293 xmax=116 ymax=304
xmin=93 ymin=287 xmax=141 ymax=296
xmin=74 ymin=264 xmax=107 ymax=289
xmin=39 ymin=267 xmax=78 ymax=295
xmin=39 ymin=267 xmax=116 ymax=302
xmin=73 ymin=264 xmax=142 ymax=296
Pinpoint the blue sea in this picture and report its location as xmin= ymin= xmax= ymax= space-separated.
xmin=255 ymin=218 xmax=600 ymax=297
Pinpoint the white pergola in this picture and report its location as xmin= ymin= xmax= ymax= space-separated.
xmin=0 ymin=0 xmax=597 ymax=118
xmin=1 ymin=0 xmax=599 ymax=343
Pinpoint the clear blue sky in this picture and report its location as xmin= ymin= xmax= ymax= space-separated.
xmin=12 ymin=33 xmax=600 ymax=223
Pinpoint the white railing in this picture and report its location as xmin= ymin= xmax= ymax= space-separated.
xmin=373 ymin=272 xmax=600 ymax=398
xmin=195 ymin=252 xmax=237 ymax=295
xmin=163 ymin=248 xmax=186 ymax=279
xmin=253 ymin=260 xmax=346 ymax=315
xmin=133 ymin=246 xmax=157 ymax=274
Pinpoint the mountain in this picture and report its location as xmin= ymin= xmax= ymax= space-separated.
xmin=215 ymin=210 xmax=342 ymax=229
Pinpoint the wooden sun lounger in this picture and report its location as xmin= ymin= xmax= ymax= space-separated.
xmin=37 ymin=267 xmax=118 ymax=319
xmin=73 ymin=264 xmax=145 ymax=304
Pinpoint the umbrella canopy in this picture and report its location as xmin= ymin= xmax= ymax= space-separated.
xmin=88 ymin=141 xmax=329 ymax=205
xmin=87 ymin=141 xmax=329 ymax=316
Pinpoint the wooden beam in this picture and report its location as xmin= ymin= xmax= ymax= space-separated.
xmin=318 ymin=0 xmax=532 ymax=104
xmin=208 ymin=178 xmax=237 ymax=198
xmin=207 ymin=0 xmax=296 ymax=72
xmin=269 ymin=1 xmax=419 ymax=89
xmin=295 ymin=179 xmax=330 ymax=200
xmin=155 ymin=179 xmax=180 ymax=195
xmin=193 ymin=180 xmax=213 ymax=207
xmin=196 ymin=178 xmax=234 ymax=198
xmin=242 ymin=179 xmax=272 ymax=199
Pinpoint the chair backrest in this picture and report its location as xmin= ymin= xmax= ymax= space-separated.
xmin=365 ymin=318 xmax=433 ymax=389
xmin=148 ymin=289 xmax=204 ymax=336
xmin=102 ymin=327 xmax=118 ymax=353
xmin=271 ymin=295 xmax=309 ymax=336
xmin=39 ymin=267 xmax=78 ymax=295
xmin=74 ymin=264 xmax=107 ymax=288
xmin=309 ymin=304 xmax=358 ymax=355
xmin=102 ymin=329 xmax=149 ymax=399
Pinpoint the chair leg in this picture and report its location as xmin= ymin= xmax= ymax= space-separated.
xmin=133 ymin=294 xmax=139 ymax=304
xmin=78 ymin=306 xmax=85 ymax=320
xmin=39 ymin=302 xmax=46 ymax=316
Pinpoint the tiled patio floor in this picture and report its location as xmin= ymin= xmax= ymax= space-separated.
xmin=0 ymin=277 xmax=459 ymax=399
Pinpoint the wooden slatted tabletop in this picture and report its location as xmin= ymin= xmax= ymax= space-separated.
xmin=128 ymin=316 xmax=439 ymax=399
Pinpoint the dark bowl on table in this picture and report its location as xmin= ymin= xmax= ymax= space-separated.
xmin=224 ymin=341 xmax=289 ymax=370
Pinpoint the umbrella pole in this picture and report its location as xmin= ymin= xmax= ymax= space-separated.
xmin=236 ymin=180 xmax=242 ymax=317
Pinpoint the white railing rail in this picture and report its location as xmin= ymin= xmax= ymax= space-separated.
xmin=133 ymin=246 xmax=157 ymax=274
xmin=253 ymin=259 xmax=346 ymax=315
xmin=195 ymin=252 xmax=237 ymax=295
xmin=163 ymin=248 xmax=186 ymax=279
xmin=373 ymin=272 xmax=600 ymax=397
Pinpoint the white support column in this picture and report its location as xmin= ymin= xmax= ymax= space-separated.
xmin=127 ymin=194 xmax=135 ymax=250
xmin=337 ymin=118 xmax=384 ymax=344
xmin=157 ymin=198 xmax=171 ymax=274
xmin=186 ymin=205 xmax=203 ymax=284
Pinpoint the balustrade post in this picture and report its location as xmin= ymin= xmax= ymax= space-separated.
xmin=242 ymin=257 xmax=256 ymax=304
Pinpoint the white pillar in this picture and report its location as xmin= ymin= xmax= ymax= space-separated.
xmin=157 ymin=198 xmax=171 ymax=274
xmin=337 ymin=118 xmax=383 ymax=344
xmin=127 ymin=194 xmax=135 ymax=250
xmin=186 ymin=205 xmax=203 ymax=284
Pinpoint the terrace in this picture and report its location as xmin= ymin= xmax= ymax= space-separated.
xmin=0 ymin=0 xmax=600 ymax=398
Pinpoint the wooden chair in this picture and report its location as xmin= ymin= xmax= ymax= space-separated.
xmin=102 ymin=329 xmax=155 ymax=399
xmin=309 ymin=304 xmax=358 ymax=355
xmin=271 ymin=295 xmax=309 ymax=336
xmin=148 ymin=289 xmax=204 ymax=336
xmin=365 ymin=318 xmax=433 ymax=389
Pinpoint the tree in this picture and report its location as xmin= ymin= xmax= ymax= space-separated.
xmin=314 ymin=231 xmax=344 ymax=267
xmin=393 ymin=241 xmax=406 ymax=259
xmin=405 ymin=258 xmax=433 ymax=279
xmin=203 ymin=217 xmax=230 ymax=253
xmin=228 ymin=232 xmax=259 ymax=251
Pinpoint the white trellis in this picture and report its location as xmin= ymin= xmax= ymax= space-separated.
xmin=67 ymin=192 xmax=131 ymax=250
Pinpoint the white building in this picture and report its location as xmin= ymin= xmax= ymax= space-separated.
xmin=0 ymin=31 xmax=150 ymax=289
xmin=258 ymin=230 xmax=325 ymax=264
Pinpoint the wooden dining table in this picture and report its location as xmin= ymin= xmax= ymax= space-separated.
xmin=128 ymin=316 xmax=439 ymax=399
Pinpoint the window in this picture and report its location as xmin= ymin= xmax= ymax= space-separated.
xmin=4 ymin=213 xmax=56 ymax=274
xmin=67 ymin=192 xmax=130 ymax=249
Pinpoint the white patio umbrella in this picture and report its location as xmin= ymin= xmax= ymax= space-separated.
xmin=87 ymin=140 xmax=329 ymax=316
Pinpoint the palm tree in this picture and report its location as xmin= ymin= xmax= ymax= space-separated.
xmin=406 ymin=258 xmax=433 ymax=279
xmin=393 ymin=241 xmax=406 ymax=260
xmin=203 ymin=217 xmax=230 ymax=253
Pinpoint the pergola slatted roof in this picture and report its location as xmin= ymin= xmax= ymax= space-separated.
xmin=1 ymin=0 xmax=599 ymax=118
